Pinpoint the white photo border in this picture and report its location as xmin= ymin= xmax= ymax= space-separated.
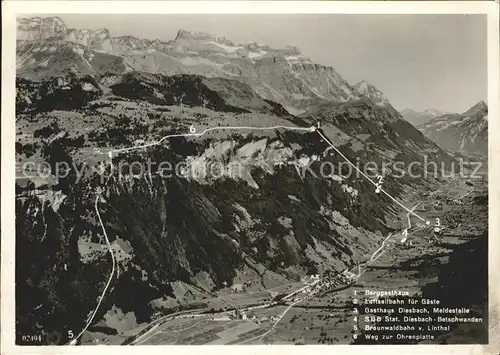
xmin=2 ymin=1 xmax=499 ymax=355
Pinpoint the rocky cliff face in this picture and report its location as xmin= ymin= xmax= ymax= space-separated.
xmin=17 ymin=16 xmax=67 ymax=41
xmin=63 ymin=28 xmax=118 ymax=54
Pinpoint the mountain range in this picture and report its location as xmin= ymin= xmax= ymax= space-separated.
xmin=401 ymin=108 xmax=451 ymax=127
xmin=16 ymin=16 xmax=398 ymax=115
xmin=418 ymin=101 xmax=488 ymax=155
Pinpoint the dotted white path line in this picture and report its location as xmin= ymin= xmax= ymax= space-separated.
xmin=113 ymin=125 xmax=314 ymax=154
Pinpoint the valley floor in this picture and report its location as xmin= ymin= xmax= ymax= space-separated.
xmin=81 ymin=175 xmax=488 ymax=345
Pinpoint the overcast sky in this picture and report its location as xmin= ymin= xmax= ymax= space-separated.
xmin=51 ymin=14 xmax=486 ymax=113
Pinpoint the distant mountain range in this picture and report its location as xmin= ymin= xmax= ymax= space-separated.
xmin=401 ymin=108 xmax=451 ymax=127
xmin=16 ymin=16 xmax=401 ymax=116
xmin=418 ymin=101 xmax=488 ymax=155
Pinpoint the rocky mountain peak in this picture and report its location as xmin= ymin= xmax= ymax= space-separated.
xmin=174 ymin=29 xmax=234 ymax=45
xmin=354 ymin=80 xmax=377 ymax=95
xmin=353 ymin=80 xmax=390 ymax=107
xmin=63 ymin=27 xmax=116 ymax=54
xmin=17 ymin=16 xmax=67 ymax=42
xmin=64 ymin=27 xmax=111 ymax=41
xmin=464 ymin=100 xmax=488 ymax=117
xmin=419 ymin=100 xmax=488 ymax=154
xmin=354 ymin=80 xmax=370 ymax=91
xmin=94 ymin=28 xmax=112 ymax=36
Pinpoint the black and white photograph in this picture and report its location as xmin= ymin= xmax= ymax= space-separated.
xmin=2 ymin=1 xmax=499 ymax=352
